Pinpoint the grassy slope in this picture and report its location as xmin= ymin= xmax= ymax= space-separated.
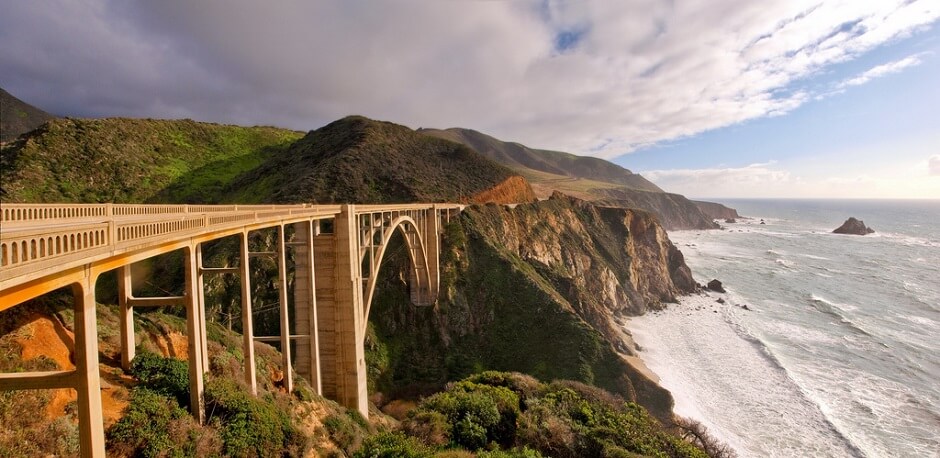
xmin=420 ymin=127 xmax=664 ymax=193
xmin=0 ymin=118 xmax=302 ymax=203
xmin=228 ymin=116 xmax=531 ymax=204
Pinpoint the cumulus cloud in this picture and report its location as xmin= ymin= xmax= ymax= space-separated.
xmin=0 ymin=0 xmax=937 ymax=158
xmin=929 ymin=155 xmax=940 ymax=176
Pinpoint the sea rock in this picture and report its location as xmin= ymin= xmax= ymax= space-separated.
xmin=707 ymin=279 xmax=725 ymax=293
xmin=833 ymin=217 xmax=875 ymax=235
xmin=725 ymin=218 xmax=736 ymax=223
xmin=716 ymin=298 xmax=725 ymax=304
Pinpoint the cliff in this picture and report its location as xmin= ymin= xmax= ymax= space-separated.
xmin=419 ymin=127 xmax=738 ymax=230
xmin=595 ymin=188 xmax=720 ymax=230
xmin=692 ymin=200 xmax=741 ymax=220
xmin=368 ymin=192 xmax=696 ymax=422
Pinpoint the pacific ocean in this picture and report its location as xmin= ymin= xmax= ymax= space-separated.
xmin=629 ymin=199 xmax=940 ymax=457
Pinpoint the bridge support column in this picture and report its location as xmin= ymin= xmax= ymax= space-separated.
xmin=276 ymin=225 xmax=294 ymax=394
xmin=425 ymin=206 xmax=441 ymax=300
xmin=118 ymin=265 xmax=134 ymax=371
xmin=239 ymin=232 xmax=257 ymax=395
xmin=73 ymin=280 xmax=106 ymax=457
xmin=330 ymin=205 xmax=368 ymax=417
xmin=292 ymin=221 xmax=322 ymax=395
xmin=184 ymin=246 xmax=207 ymax=423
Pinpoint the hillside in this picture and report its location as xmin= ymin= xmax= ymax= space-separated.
xmin=421 ymin=127 xmax=663 ymax=193
xmin=0 ymin=88 xmax=56 ymax=143
xmin=0 ymin=118 xmax=303 ymax=203
xmin=229 ymin=116 xmax=535 ymax=204
xmin=0 ymin=116 xmax=535 ymax=205
xmin=0 ymin=114 xmax=721 ymax=456
xmin=420 ymin=127 xmax=724 ymax=230
xmin=368 ymin=193 xmax=696 ymax=424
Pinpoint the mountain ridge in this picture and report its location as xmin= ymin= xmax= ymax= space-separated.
xmin=1 ymin=88 xmax=57 ymax=143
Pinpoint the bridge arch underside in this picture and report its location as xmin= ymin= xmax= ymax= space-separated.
xmin=360 ymin=215 xmax=434 ymax=329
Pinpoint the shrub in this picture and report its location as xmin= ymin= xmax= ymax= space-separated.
xmin=402 ymin=410 xmax=451 ymax=447
xmin=107 ymin=388 xmax=221 ymax=458
xmin=323 ymin=411 xmax=369 ymax=455
xmin=354 ymin=431 xmax=433 ymax=458
xmin=204 ymin=377 xmax=302 ymax=457
xmin=130 ymin=351 xmax=190 ymax=409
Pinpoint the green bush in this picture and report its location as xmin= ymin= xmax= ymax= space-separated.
xmin=354 ymin=432 xmax=433 ymax=458
xmin=204 ymin=378 xmax=303 ymax=457
xmin=323 ymin=411 xmax=369 ymax=456
xmin=107 ymin=389 xmax=221 ymax=458
xmin=130 ymin=351 xmax=190 ymax=409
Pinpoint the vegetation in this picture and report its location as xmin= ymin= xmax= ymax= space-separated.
xmin=0 ymin=117 xmax=301 ymax=202
xmin=228 ymin=116 xmax=528 ymax=204
xmin=0 ymin=114 xmax=730 ymax=457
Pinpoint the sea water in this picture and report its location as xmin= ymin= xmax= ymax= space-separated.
xmin=629 ymin=199 xmax=940 ymax=457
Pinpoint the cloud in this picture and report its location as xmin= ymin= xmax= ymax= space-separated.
xmin=837 ymin=55 xmax=924 ymax=88
xmin=643 ymin=162 xmax=791 ymax=185
xmin=930 ymin=155 xmax=940 ymax=176
xmin=0 ymin=0 xmax=937 ymax=158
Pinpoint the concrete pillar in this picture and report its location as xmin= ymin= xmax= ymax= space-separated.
xmin=292 ymin=221 xmax=322 ymax=395
xmin=239 ymin=231 xmax=257 ymax=395
xmin=184 ymin=245 xmax=206 ymax=423
xmin=72 ymin=280 xmax=106 ymax=457
xmin=332 ymin=205 xmax=369 ymax=417
xmin=117 ymin=265 xmax=134 ymax=371
xmin=425 ymin=207 xmax=441 ymax=299
xmin=312 ymin=231 xmax=337 ymax=401
xmin=277 ymin=225 xmax=293 ymax=393
xmin=195 ymin=244 xmax=210 ymax=372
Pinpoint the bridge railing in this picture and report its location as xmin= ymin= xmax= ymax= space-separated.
xmin=0 ymin=205 xmax=342 ymax=279
xmin=0 ymin=203 xmax=316 ymax=224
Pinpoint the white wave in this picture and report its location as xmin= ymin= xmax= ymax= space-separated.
xmin=629 ymin=295 xmax=859 ymax=457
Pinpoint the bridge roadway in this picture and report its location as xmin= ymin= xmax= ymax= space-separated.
xmin=0 ymin=202 xmax=462 ymax=457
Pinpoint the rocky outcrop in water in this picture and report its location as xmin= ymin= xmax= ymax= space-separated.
xmin=707 ymin=279 xmax=726 ymax=293
xmin=833 ymin=217 xmax=874 ymax=235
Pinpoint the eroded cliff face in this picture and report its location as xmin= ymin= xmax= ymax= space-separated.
xmin=466 ymin=192 xmax=695 ymax=341
xmin=692 ymin=200 xmax=741 ymax=220
xmin=469 ymin=175 xmax=537 ymax=204
xmin=594 ymin=188 xmax=720 ymax=230
xmin=368 ymin=192 xmax=696 ymax=422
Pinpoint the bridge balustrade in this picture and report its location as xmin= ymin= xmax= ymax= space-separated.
xmin=0 ymin=202 xmax=462 ymax=458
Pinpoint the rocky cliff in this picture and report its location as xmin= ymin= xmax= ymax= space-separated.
xmin=368 ymin=192 xmax=696 ymax=421
xmin=692 ymin=200 xmax=741 ymax=220
xmin=595 ymin=188 xmax=720 ymax=230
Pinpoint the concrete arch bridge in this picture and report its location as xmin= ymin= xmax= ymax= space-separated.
xmin=0 ymin=202 xmax=462 ymax=457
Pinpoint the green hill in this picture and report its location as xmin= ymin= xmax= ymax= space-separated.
xmin=419 ymin=127 xmax=664 ymax=193
xmin=228 ymin=116 xmax=535 ymax=204
xmin=0 ymin=117 xmax=303 ymax=203
xmin=0 ymin=88 xmax=57 ymax=143
xmin=419 ymin=127 xmax=723 ymax=230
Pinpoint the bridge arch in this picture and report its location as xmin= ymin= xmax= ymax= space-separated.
xmin=360 ymin=214 xmax=433 ymax=330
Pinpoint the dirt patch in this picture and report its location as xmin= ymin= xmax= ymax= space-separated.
xmin=148 ymin=331 xmax=189 ymax=358
xmin=14 ymin=314 xmax=77 ymax=418
xmin=12 ymin=312 xmax=131 ymax=424
xmin=381 ymin=399 xmax=418 ymax=420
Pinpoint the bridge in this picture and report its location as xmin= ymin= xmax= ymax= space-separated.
xmin=0 ymin=202 xmax=462 ymax=457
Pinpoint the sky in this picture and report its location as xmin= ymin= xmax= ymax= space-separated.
xmin=1 ymin=0 xmax=938 ymax=199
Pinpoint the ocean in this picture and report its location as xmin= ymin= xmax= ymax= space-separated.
xmin=629 ymin=199 xmax=940 ymax=457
